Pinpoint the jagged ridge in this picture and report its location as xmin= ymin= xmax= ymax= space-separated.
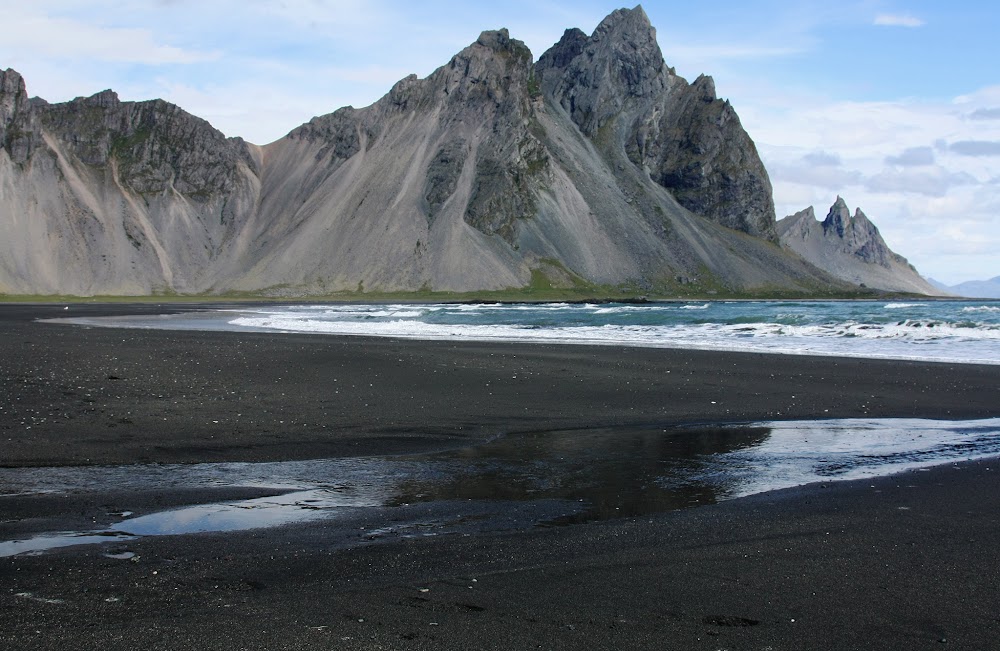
xmin=1 ymin=7 xmax=846 ymax=297
xmin=777 ymin=197 xmax=942 ymax=295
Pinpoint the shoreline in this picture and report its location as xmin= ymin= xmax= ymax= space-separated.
xmin=49 ymin=312 xmax=1000 ymax=369
xmin=2 ymin=303 xmax=999 ymax=649
xmin=8 ymin=291 xmax=993 ymax=305
xmin=2 ymin=303 xmax=999 ymax=467
xmin=38 ymin=297 xmax=1000 ymax=390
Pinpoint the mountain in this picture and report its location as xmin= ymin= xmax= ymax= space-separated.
xmin=0 ymin=6 xmax=845 ymax=297
xmin=777 ymin=198 xmax=943 ymax=295
xmin=929 ymin=276 xmax=1000 ymax=298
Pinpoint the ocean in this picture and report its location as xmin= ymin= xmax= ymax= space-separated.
xmin=131 ymin=299 xmax=1000 ymax=365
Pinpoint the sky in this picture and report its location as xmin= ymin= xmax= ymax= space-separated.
xmin=1 ymin=1 xmax=998 ymax=285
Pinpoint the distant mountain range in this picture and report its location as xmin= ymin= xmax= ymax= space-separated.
xmin=929 ymin=276 xmax=1000 ymax=299
xmin=0 ymin=6 xmax=941 ymax=298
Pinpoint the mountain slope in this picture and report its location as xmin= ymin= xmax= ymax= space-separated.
xmin=0 ymin=7 xmax=845 ymax=297
xmin=0 ymin=69 xmax=261 ymax=295
xmin=777 ymin=198 xmax=942 ymax=295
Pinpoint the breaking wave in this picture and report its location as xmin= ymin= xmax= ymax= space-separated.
xmin=224 ymin=300 xmax=1000 ymax=365
xmin=58 ymin=300 xmax=999 ymax=366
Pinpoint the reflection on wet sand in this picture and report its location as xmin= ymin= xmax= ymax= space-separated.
xmin=2 ymin=418 xmax=998 ymax=557
xmin=389 ymin=425 xmax=772 ymax=522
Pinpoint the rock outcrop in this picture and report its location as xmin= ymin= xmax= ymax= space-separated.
xmin=536 ymin=8 xmax=776 ymax=240
xmin=777 ymin=198 xmax=942 ymax=295
xmin=0 ymin=69 xmax=43 ymax=164
xmin=0 ymin=7 xmax=842 ymax=297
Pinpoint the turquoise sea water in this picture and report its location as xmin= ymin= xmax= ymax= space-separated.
xmin=207 ymin=299 xmax=999 ymax=364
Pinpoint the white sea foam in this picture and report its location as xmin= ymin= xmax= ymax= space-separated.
xmin=592 ymin=306 xmax=675 ymax=315
xmin=451 ymin=303 xmax=498 ymax=311
xmin=55 ymin=300 xmax=1000 ymax=366
xmin=834 ymin=320 xmax=998 ymax=340
xmin=227 ymin=313 xmax=1000 ymax=365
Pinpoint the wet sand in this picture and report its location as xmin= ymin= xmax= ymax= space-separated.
xmin=1 ymin=303 xmax=999 ymax=649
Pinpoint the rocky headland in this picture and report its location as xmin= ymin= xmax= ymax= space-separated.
xmin=777 ymin=198 xmax=943 ymax=295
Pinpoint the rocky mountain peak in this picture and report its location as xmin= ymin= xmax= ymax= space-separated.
xmin=475 ymin=28 xmax=528 ymax=58
xmin=774 ymin=206 xmax=816 ymax=241
xmin=1 ymin=68 xmax=25 ymax=142
xmin=533 ymin=8 xmax=775 ymax=241
xmin=439 ymin=30 xmax=544 ymax=241
xmin=81 ymin=89 xmax=121 ymax=109
xmin=823 ymin=196 xmax=852 ymax=237
xmin=691 ymin=74 xmax=717 ymax=101
xmin=591 ymin=5 xmax=655 ymax=44
xmin=29 ymin=89 xmax=259 ymax=199
xmin=627 ymin=73 xmax=776 ymax=240
xmin=435 ymin=27 xmax=533 ymax=109
xmin=538 ymin=5 xmax=667 ymax=135
xmin=822 ymin=196 xmax=879 ymax=242
xmin=1 ymin=68 xmax=42 ymax=163
xmin=454 ymin=28 xmax=532 ymax=71
xmin=535 ymin=28 xmax=588 ymax=74
xmin=590 ymin=5 xmax=665 ymax=98
xmin=1 ymin=67 xmax=26 ymax=112
xmin=777 ymin=198 xmax=940 ymax=294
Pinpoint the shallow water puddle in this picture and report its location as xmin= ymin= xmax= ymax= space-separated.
xmin=108 ymin=488 xmax=376 ymax=536
xmin=0 ymin=486 xmax=385 ymax=557
xmin=2 ymin=418 xmax=999 ymax=557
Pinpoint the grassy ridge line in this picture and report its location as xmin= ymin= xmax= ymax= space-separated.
xmin=0 ymin=287 xmax=926 ymax=304
xmin=0 ymin=258 xmax=908 ymax=303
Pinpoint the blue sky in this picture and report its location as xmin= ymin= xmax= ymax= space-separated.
xmin=2 ymin=0 xmax=998 ymax=284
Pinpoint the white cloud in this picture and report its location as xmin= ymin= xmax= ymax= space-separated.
xmin=747 ymin=85 xmax=1000 ymax=283
xmin=873 ymin=14 xmax=925 ymax=28
xmin=950 ymin=141 xmax=1000 ymax=157
xmin=969 ymin=108 xmax=1000 ymax=121
xmin=802 ymin=151 xmax=842 ymax=167
xmin=864 ymin=167 xmax=976 ymax=197
xmin=768 ymin=152 xmax=863 ymax=190
xmin=954 ymin=85 xmax=1000 ymax=105
xmin=885 ymin=147 xmax=935 ymax=167
xmin=0 ymin=11 xmax=218 ymax=65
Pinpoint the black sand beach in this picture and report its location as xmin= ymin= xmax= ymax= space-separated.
xmin=2 ymin=303 xmax=999 ymax=649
